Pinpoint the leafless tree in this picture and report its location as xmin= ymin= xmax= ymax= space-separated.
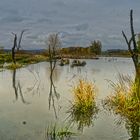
xmin=11 ymin=33 xmax=17 ymax=64
xmin=47 ymin=33 xmax=61 ymax=75
xmin=11 ymin=30 xmax=27 ymax=64
xmin=47 ymin=33 xmax=61 ymax=58
xmin=122 ymin=10 xmax=140 ymax=76
xmin=122 ymin=10 xmax=140 ymax=98
xmin=12 ymin=69 xmax=29 ymax=104
xmin=17 ymin=29 xmax=27 ymax=51
xmin=46 ymin=33 xmax=61 ymax=118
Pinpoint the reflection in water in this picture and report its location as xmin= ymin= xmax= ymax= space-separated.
xmin=45 ymin=124 xmax=76 ymax=140
xmin=126 ymin=121 xmax=139 ymax=140
xmin=48 ymin=60 xmax=61 ymax=118
xmin=67 ymin=80 xmax=98 ymax=132
xmin=26 ymin=67 xmax=41 ymax=95
xmin=67 ymin=104 xmax=98 ymax=132
xmin=12 ymin=69 xmax=29 ymax=104
xmin=103 ymin=74 xmax=140 ymax=140
xmin=46 ymin=65 xmax=63 ymax=82
xmin=0 ymin=58 xmax=136 ymax=140
xmin=70 ymin=66 xmax=82 ymax=75
xmin=91 ymin=68 xmax=101 ymax=74
xmin=126 ymin=76 xmax=140 ymax=140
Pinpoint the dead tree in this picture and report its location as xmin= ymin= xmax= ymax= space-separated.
xmin=11 ymin=33 xmax=17 ymax=64
xmin=12 ymin=69 xmax=29 ymax=104
xmin=11 ymin=30 xmax=27 ymax=64
xmin=47 ymin=33 xmax=61 ymax=73
xmin=47 ymin=33 xmax=61 ymax=118
xmin=17 ymin=29 xmax=27 ymax=51
xmin=122 ymin=10 xmax=140 ymax=98
xmin=122 ymin=10 xmax=140 ymax=76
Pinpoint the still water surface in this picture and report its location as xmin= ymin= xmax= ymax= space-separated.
xmin=0 ymin=57 xmax=135 ymax=140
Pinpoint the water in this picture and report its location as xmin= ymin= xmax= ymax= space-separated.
xmin=0 ymin=57 xmax=135 ymax=140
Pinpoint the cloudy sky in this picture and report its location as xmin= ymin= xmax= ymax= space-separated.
xmin=0 ymin=0 xmax=140 ymax=50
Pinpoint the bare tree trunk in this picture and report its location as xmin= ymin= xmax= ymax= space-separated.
xmin=122 ymin=10 xmax=140 ymax=98
xmin=12 ymin=33 xmax=17 ymax=64
xmin=47 ymin=34 xmax=61 ymax=118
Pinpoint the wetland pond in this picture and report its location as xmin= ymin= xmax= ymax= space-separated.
xmin=0 ymin=57 xmax=136 ymax=140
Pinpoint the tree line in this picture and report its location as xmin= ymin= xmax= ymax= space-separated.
xmin=60 ymin=40 xmax=102 ymax=56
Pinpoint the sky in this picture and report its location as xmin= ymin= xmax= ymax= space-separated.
xmin=0 ymin=0 xmax=140 ymax=50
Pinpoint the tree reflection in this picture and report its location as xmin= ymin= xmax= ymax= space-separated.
xmin=25 ymin=67 xmax=42 ymax=95
xmin=45 ymin=124 xmax=76 ymax=140
xmin=126 ymin=121 xmax=139 ymax=140
xmin=47 ymin=56 xmax=61 ymax=118
xmin=48 ymin=64 xmax=60 ymax=118
xmin=46 ymin=33 xmax=61 ymax=118
xmin=12 ymin=69 xmax=29 ymax=104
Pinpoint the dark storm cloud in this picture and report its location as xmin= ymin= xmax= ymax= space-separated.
xmin=0 ymin=0 xmax=140 ymax=49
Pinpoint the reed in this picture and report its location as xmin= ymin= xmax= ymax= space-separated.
xmin=68 ymin=79 xmax=98 ymax=131
xmin=103 ymin=74 xmax=140 ymax=124
xmin=45 ymin=124 xmax=76 ymax=140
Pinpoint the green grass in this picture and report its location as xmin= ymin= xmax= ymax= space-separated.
xmin=0 ymin=52 xmax=48 ymax=70
xmin=0 ymin=53 xmax=12 ymax=63
xmin=15 ymin=54 xmax=47 ymax=64
xmin=45 ymin=124 xmax=76 ymax=140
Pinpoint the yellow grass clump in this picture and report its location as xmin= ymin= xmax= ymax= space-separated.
xmin=68 ymin=79 xmax=98 ymax=131
xmin=103 ymin=75 xmax=140 ymax=124
xmin=73 ymin=79 xmax=96 ymax=109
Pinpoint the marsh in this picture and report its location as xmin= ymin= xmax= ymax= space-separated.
xmin=0 ymin=57 xmax=135 ymax=140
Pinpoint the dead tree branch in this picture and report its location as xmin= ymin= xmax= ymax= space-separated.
xmin=17 ymin=29 xmax=27 ymax=51
xmin=122 ymin=10 xmax=139 ymax=74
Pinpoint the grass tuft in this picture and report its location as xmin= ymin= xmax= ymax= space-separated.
xmin=68 ymin=79 xmax=98 ymax=131
xmin=45 ymin=124 xmax=76 ymax=140
xmin=103 ymin=74 xmax=140 ymax=124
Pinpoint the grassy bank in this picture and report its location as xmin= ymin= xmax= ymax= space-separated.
xmin=0 ymin=52 xmax=48 ymax=69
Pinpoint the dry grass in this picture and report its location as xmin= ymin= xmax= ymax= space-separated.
xmin=103 ymin=75 xmax=140 ymax=124
xmin=73 ymin=79 xmax=96 ymax=109
xmin=67 ymin=79 xmax=98 ymax=131
xmin=6 ymin=63 xmax=23 ymax=69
